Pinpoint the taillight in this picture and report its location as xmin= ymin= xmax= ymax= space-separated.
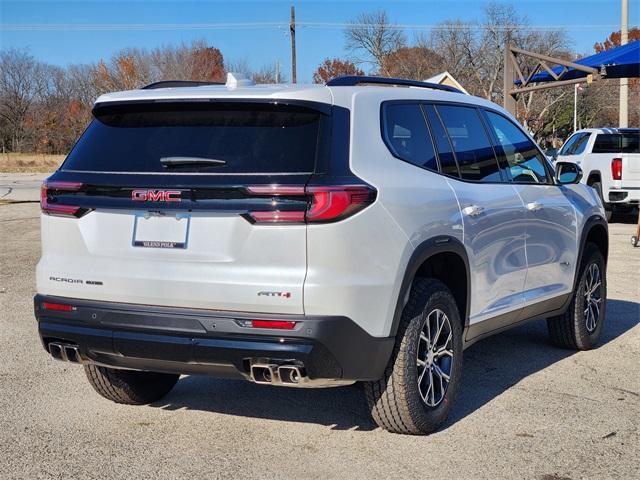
xmin=41 ymin=181 xmax=89 ymax=217
xmin=42 ymin=302 xmax=76 ymax=312
xmin=245 ymin=184 xmax=376 ymax=224
xmin=611 ymin=158 xmax=622 ymax=180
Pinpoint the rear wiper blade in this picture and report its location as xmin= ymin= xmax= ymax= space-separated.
xmin=160 ymin=157 xmax=227 ymax=168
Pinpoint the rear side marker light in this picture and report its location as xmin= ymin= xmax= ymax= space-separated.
xmin=41 ymin=181 xmax=90 ymax=218
xmin=611 ymin=158 xmax=622 ymax=180
xmin=246 ymin=184 xmax=376 ymax=224
xmin=42 ymin=302 xmax=76 ymax=312
xmin=236 ymin=319 xmax=297 ymax=330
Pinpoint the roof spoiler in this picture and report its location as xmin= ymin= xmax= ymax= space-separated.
xmin=326 ymin=75 xmax=462 ymax=94
xmin=142 ymin=80 xmax=224 ymax=90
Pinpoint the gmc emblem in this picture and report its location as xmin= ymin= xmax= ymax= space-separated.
xmin=131 ymin=189 xmax=182 ymax=202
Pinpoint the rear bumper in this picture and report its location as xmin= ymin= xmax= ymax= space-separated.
xmin=34 ymin=294 xmax=393 ymax=381
xmin=608 ymin=187 xmax=640 ymax=204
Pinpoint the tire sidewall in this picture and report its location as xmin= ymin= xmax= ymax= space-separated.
xmin=572 ymin=245 xmax=607 ymax=349
xmin=402 ymin=282 xmax=463 ymax=431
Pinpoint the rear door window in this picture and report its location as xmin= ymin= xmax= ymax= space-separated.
xmin=62 ymin=103 xmax=323 ymax=174
xmin=424 ymin=105 xmax=459 ymax=178
xmin=435 ymin=105 xmax=502 ymax=182
xmin=382 ymin=103 xmax=438 ymax=172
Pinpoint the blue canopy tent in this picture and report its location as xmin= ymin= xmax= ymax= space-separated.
xmin=504 ymin=40 xmax=640 ymax=114
xmin=527 ymin=40 xmax=640 ymax=84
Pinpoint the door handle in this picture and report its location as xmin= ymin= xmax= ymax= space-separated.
xmin=526 ymin=202 xmax=543 ymax=212
xmin=462 ymin=205 xmax=485 ymax=217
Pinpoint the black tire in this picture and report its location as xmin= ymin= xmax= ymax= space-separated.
xmin=547 ymin=242 xmax=606 ymax=350
xmin=84 ymin=364 xmax=179 ymax=405
xmin=591 ymin=182 xmax=613 ymax=222
xmin=364 ymin=278 xmax=463 ymax=435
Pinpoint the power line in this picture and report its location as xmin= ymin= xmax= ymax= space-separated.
xmin=1 ymin=22 xmax=623 ymax=32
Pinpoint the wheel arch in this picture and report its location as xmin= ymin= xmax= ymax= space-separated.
xmin=575 ymin=215 xmax=609 ymax=290
xmin=389 ymin=236 xmax=470 ymax=338
xmin=586 ymin=170 xmax=602 ymax=185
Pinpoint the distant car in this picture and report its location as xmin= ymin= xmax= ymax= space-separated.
xmin=556 ymin=128 xmax=640 ymax=221
xmin=35 ymin=74 xmax=608 ymax=435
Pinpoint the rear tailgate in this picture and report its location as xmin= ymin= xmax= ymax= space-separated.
xmin=621 ymin=153 xmax=640 ymax=186
xmin=37 ymin=100 xmax=329 ymax=314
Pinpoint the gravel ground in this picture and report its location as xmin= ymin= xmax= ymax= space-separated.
xmin=0 ymin=201 xmax=638 ymax=480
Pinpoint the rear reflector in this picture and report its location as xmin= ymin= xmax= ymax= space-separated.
xmin=611 ymin=158 xmax=622 ymax=180
xmin=236 ymin=319 xmax=297 ymax=330
xmin=41 ymin=181 xmax=90 ymax=218
xmin=246 ymin=184 xmax=376 ymax=224
xmin=42 ymin=302 xmax=76 ymax=312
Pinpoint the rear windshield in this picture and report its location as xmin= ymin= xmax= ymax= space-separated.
xmin=592 ymin=133 xmax=639 ymax=154
xmin=62 ymin=103 xmax=323 ymax=173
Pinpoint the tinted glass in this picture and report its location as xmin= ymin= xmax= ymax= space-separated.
xmin=485 ymin=111 xmax=549 ymax=184
xmin=572 ymin=134 xmax=591 ymax=154
xmin=592 ymin=133 xmax=640 ymax=153
xmin=559 ymin=133 xmax=587 ymax=155
xmin=382 ymin=104 xmax=438 ymax=171
xmin=424 ymin=105 xmax=459 ymax=177
xmin=62 ymin=103 xmax=322 ymax=173
xmin=436 ymin=105 xmax=501 ymax=182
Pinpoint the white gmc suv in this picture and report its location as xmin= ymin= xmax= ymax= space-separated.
xmin=35 ymin=75 xmax=608 ymax=435
xmin=556 ymin=127 xmax=640 ymax=221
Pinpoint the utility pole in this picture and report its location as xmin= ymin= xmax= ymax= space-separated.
xmin=290 ymin=5 xmax=297 ymax=83
xmin=275 ymin=60 xmax=280 ymax=83
xmin=619 ymin=0 xmax=629 ymax=127
xmin=574 ymin=84 xmax=578 ymax=132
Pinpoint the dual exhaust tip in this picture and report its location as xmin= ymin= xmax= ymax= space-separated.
xmin=48 ymin=342 xmax=82 ymax=363
xmin=250 ymin=364 xmax=306 ymax=385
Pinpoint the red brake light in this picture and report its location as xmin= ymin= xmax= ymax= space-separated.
xmin=41 ymin=181 xmax=87 ymax=217
xmin=246 ymin=184 xmax=376 ymax=224
xmin=235 ymin=319 xmax=297 ymax=329
xmin=611 ymin=158 xmax=622 ymax=180
xmin=42 ymin=302 xmax=75 ymax=312
xmin=306 ymin=186 xmax=374 ymax=222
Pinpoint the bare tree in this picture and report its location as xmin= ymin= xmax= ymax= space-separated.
xmin=0 ymin=49 xmax=47 ymax=151
xmin=381 ymin=46 xmax=444 ymax=80
xmin=345 ymin=10 xmax=406 ymax=71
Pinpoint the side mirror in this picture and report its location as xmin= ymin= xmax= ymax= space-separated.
xmin=555 ymin=161 xmax=583 ymax=185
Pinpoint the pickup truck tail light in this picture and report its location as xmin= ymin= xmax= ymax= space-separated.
xmin=611 ymin=158 xmax=622 ymax=180
xmin=245 ymin=184 xmax=376 ymax=224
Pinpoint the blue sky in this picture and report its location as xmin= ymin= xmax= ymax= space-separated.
xmin=1 ymin=0 xmax=637 ymax=82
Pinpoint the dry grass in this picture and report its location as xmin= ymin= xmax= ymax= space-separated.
xmin=0 ymin=153 xmax=66 ymax=173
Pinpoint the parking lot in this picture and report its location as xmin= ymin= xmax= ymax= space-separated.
xmin=1 ymin=176 xmax=638 ymax=480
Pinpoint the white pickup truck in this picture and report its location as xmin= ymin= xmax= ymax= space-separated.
xmin=556 ymin=128 xmax=640 ymax=221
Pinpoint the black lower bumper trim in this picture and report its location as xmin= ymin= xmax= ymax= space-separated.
xmin=35 ymin=295 xmax=394 ymax=381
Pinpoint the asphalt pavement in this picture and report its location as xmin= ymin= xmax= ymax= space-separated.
xmin=0 ymin=188 xmax=638 ymax=480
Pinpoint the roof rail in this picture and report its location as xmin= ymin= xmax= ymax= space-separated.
xmin=325 ymin=75 xmax=462 ymax=94
xmin=142 ymin=80 xmax=224 ymax=90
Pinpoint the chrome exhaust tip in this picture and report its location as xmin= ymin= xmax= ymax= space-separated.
xmin=48 ymin=342 xmax=64 ymax=361
xmin=48 ymin=342 xmax=81 ymax=363
xmin=250 ymin=364 xmax=279 ymax=384
xmin=64 ymin=345 xmax=81 ymax=363
xmin=278 ymin=365 xmax=304 ymax=384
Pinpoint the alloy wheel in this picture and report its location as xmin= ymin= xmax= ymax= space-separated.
xmin=583 ymin=263 xmax=603 ymax=333
xmin=417 ymin=308 xmax=454 ymax=407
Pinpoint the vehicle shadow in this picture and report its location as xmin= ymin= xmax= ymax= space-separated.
xmin=151 ymin=299 xmax=638 ymax=432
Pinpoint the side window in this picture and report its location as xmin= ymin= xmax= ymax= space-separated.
xmin=382 ymin=103 xmax=438 ymax=172
xmin=435 ymin=105 xmax=502 ymax=182
xmin=424 ymin=105 xmax=459 ymax=178
xmin=487 ymin=111 xmax=548 ymax=183
xmin=484 ymin=111 xmax=550 ymax=184
xmin=559 ymin=132 xmax=590 ymax=155
xmin=571 ymin=134 xmax=591 ymax=155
